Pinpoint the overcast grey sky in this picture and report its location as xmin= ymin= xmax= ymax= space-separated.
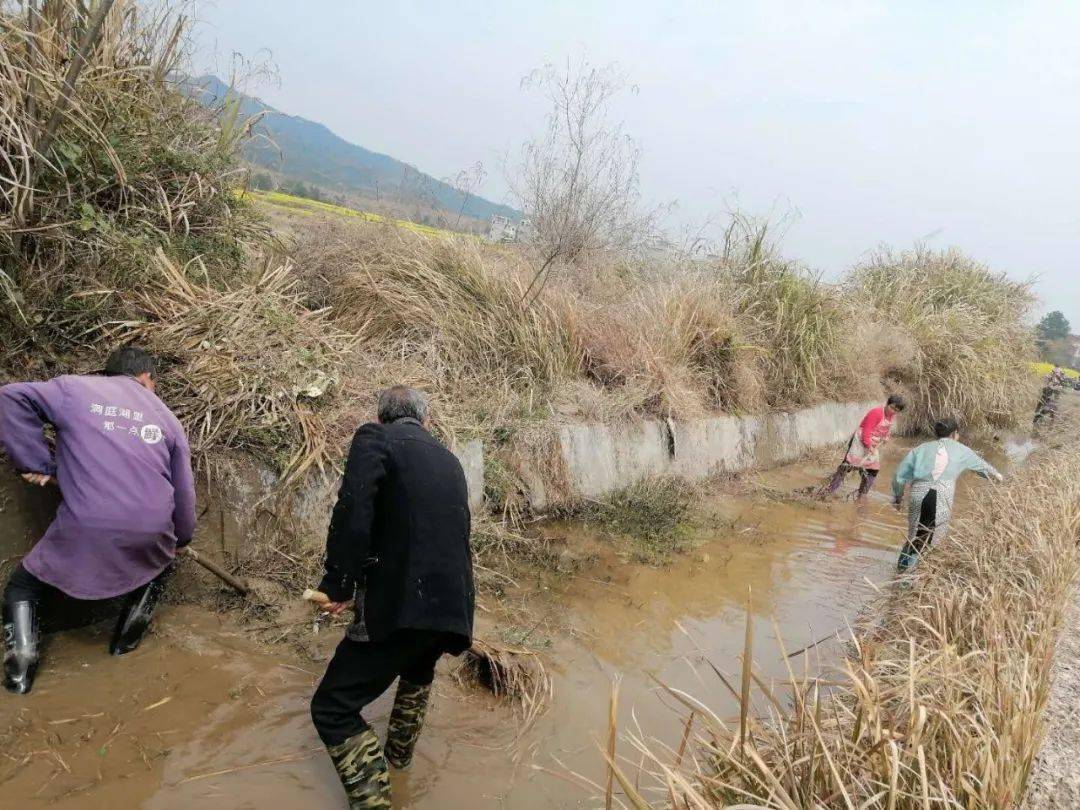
xmin=193 ymin=1 xmax=1080 ymax=327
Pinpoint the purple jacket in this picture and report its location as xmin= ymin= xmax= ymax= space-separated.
xmin=0 ymin=374 xmax=196 ymax=599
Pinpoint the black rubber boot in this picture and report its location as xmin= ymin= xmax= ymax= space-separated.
xmin=109 ymin=571 xmax=168 ymax=656
xmin=384 ymin=680 xmax=431 ymax=769
xmin=897 ymin=542 xmax=918 ymax=571
xmin=327 ymin=727 xmax=392 ymax=808
xmin=3 ymin=601 xmax=40 ymax=694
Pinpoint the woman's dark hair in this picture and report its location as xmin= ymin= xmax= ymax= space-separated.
xmin=886 ymin=394 xmax=906 ymax=411
xmin=933 ymin=417 xmax=959 ymax=439
xmin=104 ymin=346 xmax=156 ymax=379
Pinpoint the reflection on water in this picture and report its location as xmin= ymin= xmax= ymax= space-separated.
xmin=0 ymin=434 xmax=1026 ymax=808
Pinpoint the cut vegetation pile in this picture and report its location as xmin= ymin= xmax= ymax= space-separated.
xmin=577 ymin=476 xmax=698 ymax=560
xmin=619 ymin=440 xmax=1080 ymax=807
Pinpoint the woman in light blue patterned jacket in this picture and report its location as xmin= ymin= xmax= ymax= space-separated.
xmin=892 ymin=417 xmax=1002 ymax=571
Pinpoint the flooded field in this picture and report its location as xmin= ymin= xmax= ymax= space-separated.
xmin=0 ymin=435 xmax=1026 ymax=808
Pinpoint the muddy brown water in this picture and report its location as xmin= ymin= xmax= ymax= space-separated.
xmin=0 ymin=435 xmax=1031 ymax=808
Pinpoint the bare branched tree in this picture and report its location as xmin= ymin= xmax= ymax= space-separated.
xmin=399 ymin=165 xmax=440 ymax=225
xmin=445 ymin=161 xmax=487 ymax=229
xmin=509 ymin=58 xmax=665 ymax=307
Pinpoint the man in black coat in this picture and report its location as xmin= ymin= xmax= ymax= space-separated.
xmin=310 ymin=386 xmax=474 ymax=809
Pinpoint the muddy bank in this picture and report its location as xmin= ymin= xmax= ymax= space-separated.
xmin=0 ymin=431 xmax=1027 ymax=808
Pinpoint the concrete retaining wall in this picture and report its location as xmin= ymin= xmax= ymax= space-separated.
xmin=211 ymin=401 xmax=874 ymax=551
xmin=2 ymin=402 xmax=875 ymax=575
xmin=521 ymin=400 xmax=876 ymax=508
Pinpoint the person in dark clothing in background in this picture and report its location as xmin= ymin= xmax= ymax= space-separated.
xmin=0 ymin=347 xmax=196 ymax=694
xmin=310 ymin=386 xmax=474 ymax=809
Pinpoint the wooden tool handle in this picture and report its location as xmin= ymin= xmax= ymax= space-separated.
xmin=179 ymin=546 xmax=250 ymax=595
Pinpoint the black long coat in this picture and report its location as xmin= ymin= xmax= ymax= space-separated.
xmin=318 ymin=418 xmax=474 ymax=653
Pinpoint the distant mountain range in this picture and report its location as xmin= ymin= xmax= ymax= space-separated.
xmin=193 ymin=75 xmax=519 ymax=223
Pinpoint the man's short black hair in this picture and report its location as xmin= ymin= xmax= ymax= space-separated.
xmin=104 ymin=346 xmax=156 ymax=379
xmin=933 ymin=417 xmax=959 ymax=439
xmin=886 ymin=394 xmax=906 ymax=411
xmin=377 ymin=386 xmax=429 ymax=424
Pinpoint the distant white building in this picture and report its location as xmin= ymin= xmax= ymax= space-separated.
xmin=487 ymin=215 xmax=517 ymax=243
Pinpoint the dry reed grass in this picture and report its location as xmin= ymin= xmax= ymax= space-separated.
xmin=285 ymin=214 xmax=905 ymax=443
xmin=289 ymin=219 xmax=580 ymax=441
xmin=610 ymin=439 xmax=1080 ymax=807
xmin=119 ymin=250 xmax=352 ymax=479
xmin=458 ymin=637 xmax=554 ymax=734
xmin=1 ymin=2 xmax=264 ymax=333
xmin=0 ymin=2 xmax=350 ymax=476
xmin=571 ymin=278 xmax=763 ymax=417
xmin=715 ymin=220 xmax=888 ymax=409
xmin=850 ymin=247 xmax=1037 ymax=432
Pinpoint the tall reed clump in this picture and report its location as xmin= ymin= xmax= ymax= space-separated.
xmin=0 ymin=2 xmax=348 ymax=475
xmin=569 ymin=276 xmax=762 ymax=418
xmin=0 ymin=2 xmax=264 ymax=344
xmin=848 ymin=247 xmax=1037 ymax=431
xmin=120 ymin=250 xmax=352 ymax=479
xmin=616 ymin=442 xmax=1080 ymax=807
xmin=716 ymin=219 xmax=885 ymax=408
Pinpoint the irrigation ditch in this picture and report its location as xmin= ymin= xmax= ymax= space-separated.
xmin=0 ymin=396 xmax=1064 ymax=808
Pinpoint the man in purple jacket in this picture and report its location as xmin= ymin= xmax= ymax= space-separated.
xmin=0 ymin=347 xmax=196 ymax=694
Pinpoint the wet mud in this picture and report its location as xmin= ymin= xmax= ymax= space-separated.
xmin=0 ymin=433 xmax=1028 ymax=808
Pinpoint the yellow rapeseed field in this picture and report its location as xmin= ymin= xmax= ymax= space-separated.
xmin=246 ymin=189 xmax=457 ymax=238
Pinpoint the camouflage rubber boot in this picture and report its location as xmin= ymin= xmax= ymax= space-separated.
xmin=326 ymin=727 xmax=392 ymax=809
xmin=384 ymin=680 xmax=431 ymax=769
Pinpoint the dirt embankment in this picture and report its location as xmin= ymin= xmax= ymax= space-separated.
xmin=1023 ymin=394 xmax=1080 ymax=805
xmin=1024 ymin=591 xmax=1080 ymax=807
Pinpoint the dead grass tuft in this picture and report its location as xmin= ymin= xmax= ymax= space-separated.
xmin=121 ymin=250 xmax=352 ymax=479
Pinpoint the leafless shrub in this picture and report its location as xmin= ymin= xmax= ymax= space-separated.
xmin=508 ymin=58 xmax=668 ymax=307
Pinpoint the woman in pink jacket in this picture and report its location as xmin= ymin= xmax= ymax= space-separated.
xmin=821 ymin=394 xmax=906 ymax=500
